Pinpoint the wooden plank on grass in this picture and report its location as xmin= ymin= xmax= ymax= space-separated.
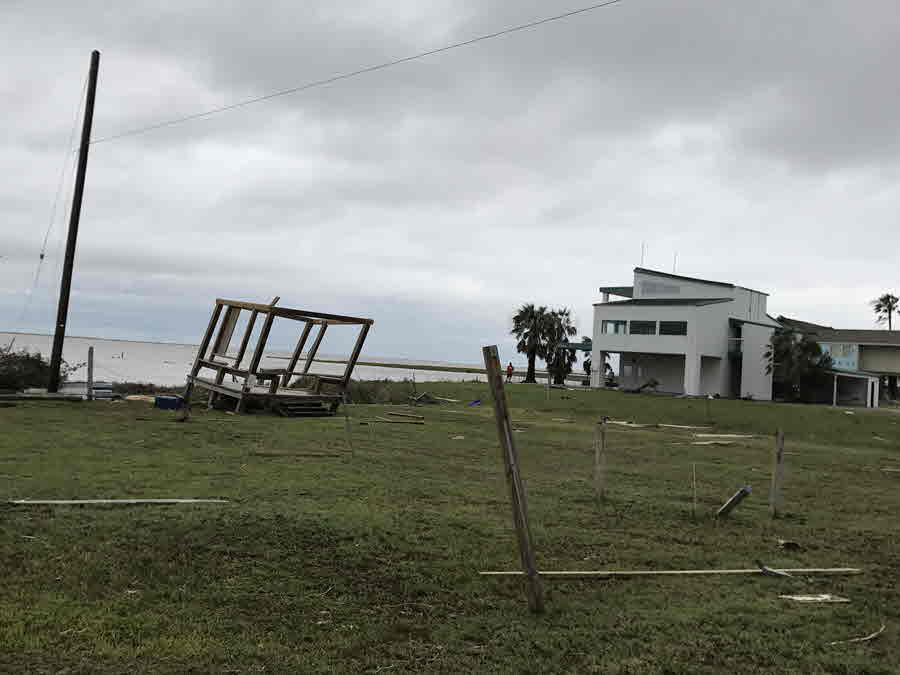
xmin=10 ymin=499 xmax=228 ymax=505
xmin=480 ymin=567 xmax=861 ymax=578
xmin=482 ymin=344 xmax=545 ymax=614
xmin=387 ymin=411 xmax=425 ymax=420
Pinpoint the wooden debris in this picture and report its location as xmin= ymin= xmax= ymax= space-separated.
xmin=777 ymin=538 xmax=802 ymax=551
xmin=659 ymin=424 xmax=712 ymax=430
xmin=608 ymin=420 xmax=649 ymax=428
xmin=827 ymin=623 xmax=885 ymax=646
xmin=780 ymin=594 xmax=849 ymax=603
xmin=373 ymin=416 xmax=424 ymax=425
xmin=480 ymin=567 xmax=861 ymax=578
xmin=10 ymin=499 xmax=228 ymax=505
xmin=695 ymin=433 xmax=755 ymax=439
xmin=716 ymin=485 xmax=751 ymax=518
xmin=450 ymin=435 xmax=465 ymax=440
xmin=387 ymin=411 xmax=425 ymax=420
xmin=881 ymin=467 xmax=900 ymax=474
xmin=691 ymin=441 xmax=734 ymax=446
xmin=757 ymin=560 xmax=793 ymax=577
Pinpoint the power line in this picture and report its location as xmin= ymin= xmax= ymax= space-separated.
xmin=18 ymin=74 xmax=88 ymax=326
xmin=91 ymin=0 xmax=624 ymax=145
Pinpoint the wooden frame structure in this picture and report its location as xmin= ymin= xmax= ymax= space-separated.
xmin=183 ymin=298 xmax=373 ymax=416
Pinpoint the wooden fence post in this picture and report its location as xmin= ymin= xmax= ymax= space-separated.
xmin=86 ymin=346 xmax=94 ymax=401
xmin=770 ymin=430 xmax=785 ymax=518
xmin=594 ymin=419 xmax=607 ymax=501
xmin=482 ymin=345 xmax=545 ymax=614
xmin=692 ymin=462 xmax=697 ymax=519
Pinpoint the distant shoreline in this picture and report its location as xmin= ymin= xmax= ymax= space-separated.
xmin=2 ymin=330 xmax=199 ymax=349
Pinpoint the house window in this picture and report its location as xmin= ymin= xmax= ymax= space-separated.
xmin=629 ymin=320 xmax=656 ymax=335
xmin=602 ymin=320 xmax=627 ymax=335
xmin=659 ymin=321 xmax=688 ymax=336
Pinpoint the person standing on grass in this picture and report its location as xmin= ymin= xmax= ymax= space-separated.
xmin=506 ymin=362 xmax=514 ymax=382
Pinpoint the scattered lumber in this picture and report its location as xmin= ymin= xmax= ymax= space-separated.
xmin=780 ymin=594 xmax=849 ymax=603
xmin=827 ymin=623 xmax=885 ymax=646
xmin=659 ymin=424 xmax=712 ymax=430
xmin=373 ymin=416 xmax=424 ymax=425
xmin=387 ymin=411 xmax=425 ymax=420
xmin=608 ymin=420 xmax=650 ymax=428
xmin=695 ymin=433 xmax=754 ymax=439
xmin=692 ymin=441 xmax=734 ymax=446
xmin=716 ymin=485 xmax=752 ymax=517
xmin=756 ymin=560 xmax=792 ymax=577
xmin=9 ymin=499 xmax=229 ymax=506
xmin=480 ymin=567 xmax=861 ymax=578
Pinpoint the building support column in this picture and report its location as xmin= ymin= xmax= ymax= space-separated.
xmin=683 ymin=354 xmax=701 ymax=396
xmin=832 ymin=375 xmax=838 ymax=407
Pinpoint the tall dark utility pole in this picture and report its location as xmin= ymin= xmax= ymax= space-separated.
xmin=48 ymin=50 xmax=100 ymax=392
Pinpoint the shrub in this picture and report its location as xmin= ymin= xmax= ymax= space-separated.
xmin=0 ymin=344 xmax=83 ymax=392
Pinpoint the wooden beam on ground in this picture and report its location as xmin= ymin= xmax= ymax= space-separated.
xmin=480 ymin=567 xmax=862 ymax=578
xmin=10 ymin=499 xmax=229 ymax=505
xmin=387 ymin=412 xmax=425 ymax=420
xmin=716 ymin=485 xmax=751 ymax=518
xmin=482 ymin=344 xmax=545 ymax=614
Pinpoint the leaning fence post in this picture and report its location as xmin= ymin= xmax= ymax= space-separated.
xmin=482 ymin=345 xmax=545 ymax=614
xmin=770 ymin=430 xmax=785 ymax=518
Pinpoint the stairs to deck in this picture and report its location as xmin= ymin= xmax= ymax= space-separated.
xmin=274 ymin=400 xmax=338 ymax=417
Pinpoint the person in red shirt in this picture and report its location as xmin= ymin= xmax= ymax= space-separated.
xmin=506 ymin=362 xmax=514 ymax=383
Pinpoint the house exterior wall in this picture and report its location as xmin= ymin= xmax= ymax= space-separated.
xmin=592 ymin=305 xmax=697 ymax=356
xmin=859 ymin=346 xmax=900 ymax=375
xmin=740 ymin=323 xmax=773 ymax=400
xmin=700 ymin=356 xmax=724 ymax=396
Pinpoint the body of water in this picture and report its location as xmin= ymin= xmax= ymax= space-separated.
xmin=1 ymin=332 xmax=484 ymax=387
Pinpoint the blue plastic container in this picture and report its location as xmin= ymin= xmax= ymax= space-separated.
xmin=154 ymin=395 xmax=184 ymax=410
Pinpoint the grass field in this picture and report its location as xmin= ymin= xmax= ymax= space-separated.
xmin=2 ymin=382 xmax=899 ymax=673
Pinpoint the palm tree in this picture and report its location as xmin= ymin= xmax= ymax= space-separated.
xmin=765 ymin=328 xmax=833 ymax=402
xmin=872 ymin=293 xmax=899 ymax=330
xmin=511 ymin=304 xmax=548 ymax=383
xmin=545 ymin=308 xmax=579 ymax=384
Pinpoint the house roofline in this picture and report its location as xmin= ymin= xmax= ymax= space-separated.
xmin=593 ymin=298 xmax=733 ymax=307
xmin=633 ymin=267 xmax=769 ymax=296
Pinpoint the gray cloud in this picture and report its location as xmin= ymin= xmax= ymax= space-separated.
xmin=3 ymin=1 xmax=900 ymax=368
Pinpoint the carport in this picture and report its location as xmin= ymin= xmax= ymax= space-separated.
xmin=830 ymin=370 xmax=880 ymax=408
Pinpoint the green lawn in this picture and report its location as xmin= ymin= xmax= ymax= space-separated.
xmin=1 ymin=383 xmax=898 ymax=673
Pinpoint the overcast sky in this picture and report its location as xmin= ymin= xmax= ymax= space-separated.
xmin=3 ymin=0 xmax=899 ymax=364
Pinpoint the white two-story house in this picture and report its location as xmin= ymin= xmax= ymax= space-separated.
xmin=591 ymin=268 xmax=779 ymax=399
